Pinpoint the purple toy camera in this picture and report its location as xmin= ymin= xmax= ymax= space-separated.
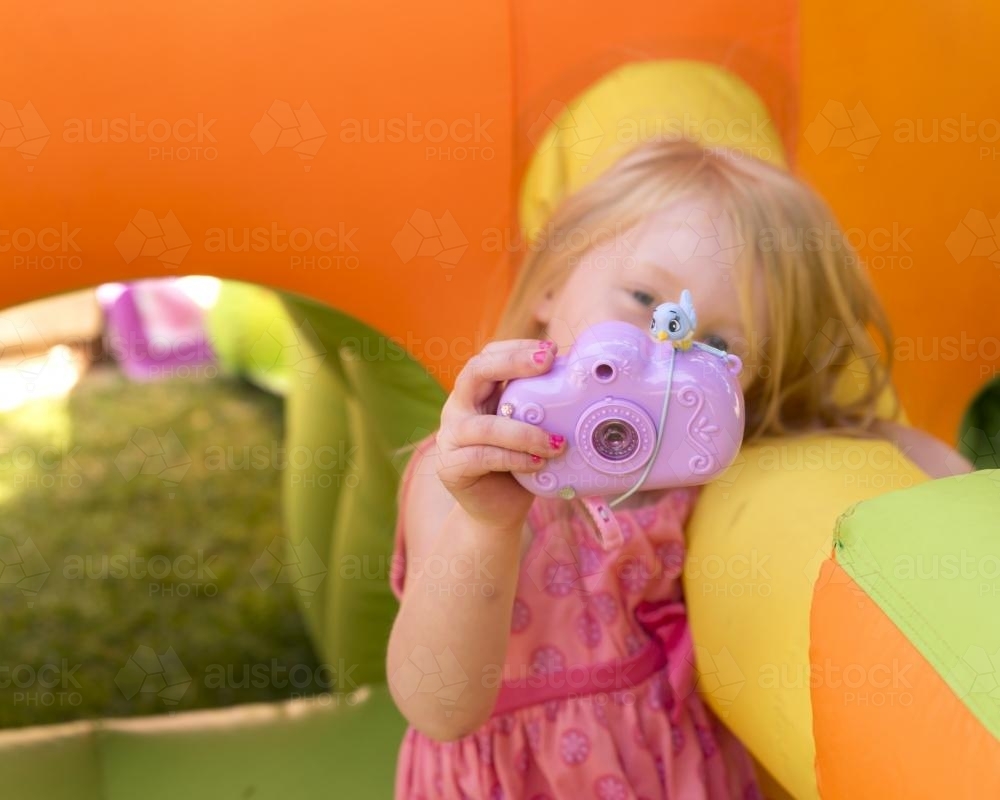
xmin=497 ymin=316 xmax=745 ymax=502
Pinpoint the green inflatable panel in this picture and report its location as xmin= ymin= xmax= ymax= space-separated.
xmin=279 ymin=294 xmax=446 ymax=684
xmin=835 ymin=469 xmax=1000 ymax=738
xmin=205 ymin=281 xmax=309 ymax=396
xmin=0 ymin=687 xmax=405 ymax=800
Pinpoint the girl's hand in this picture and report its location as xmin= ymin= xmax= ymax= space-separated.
xmin=436 ymin=339 xmax=567 ymax=530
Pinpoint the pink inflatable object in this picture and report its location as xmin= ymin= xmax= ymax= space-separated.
xmin=98 ymin=280 xmax=216 ymax=382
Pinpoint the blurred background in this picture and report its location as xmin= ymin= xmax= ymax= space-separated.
xmin=0 ymin=280 xmax=329 ymax=728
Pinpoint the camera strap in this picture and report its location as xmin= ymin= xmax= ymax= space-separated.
xmin=582 ymin=346 xmax=677 ymax=550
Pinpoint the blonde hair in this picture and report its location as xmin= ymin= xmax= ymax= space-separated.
xmin=495 ymin=140 xmax=895 ymax=442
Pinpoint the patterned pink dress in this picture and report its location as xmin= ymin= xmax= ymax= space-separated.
xmin=390 ymin=450 xmax=760 ymax=800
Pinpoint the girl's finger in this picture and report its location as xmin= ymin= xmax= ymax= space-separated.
xmin=437 ymin=445 xmax=548 ymax=487
xmin=448 ymin=340 xmax=557 ymax=414
xmin=478 ymin=338 xmax=555 ymax=357
xmin=449 ymin=414 xmax=565 ymax=458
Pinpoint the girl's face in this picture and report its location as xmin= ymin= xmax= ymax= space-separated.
xmin=533 ymin=199 xmax=767 ymax=391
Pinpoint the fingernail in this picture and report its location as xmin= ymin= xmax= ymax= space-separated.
xmin=538 ymin=340 xmax=554 ymax=350
xmin=549 ymin=434 xmax=565 ymax=449
xmin=530 ymin=454 xmax=542 ymax=464
xmin=532 ymin=350 xmax=547 ymax=364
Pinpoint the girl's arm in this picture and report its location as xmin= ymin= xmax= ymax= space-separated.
xmin=870 ymin=419 xmax=972 ymax=478
xmin=386 ymin=339 xmax=565 ymax=741
xmin=386 ymin=444 xmax=524 ymax=741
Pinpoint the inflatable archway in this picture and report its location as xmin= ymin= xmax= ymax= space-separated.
xmin=3 ymin=1 xmax=1000 ymax=799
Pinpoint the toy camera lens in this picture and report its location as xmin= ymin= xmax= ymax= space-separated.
xmin=592 ymin=419 xmax=639 ymax=461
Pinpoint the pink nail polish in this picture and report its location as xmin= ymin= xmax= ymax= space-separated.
xmin=530 ymin=454 xmax=542 ymax=464
xmin=549 ymin=434 xmax=565 ymax=449
xmin=532 ymin=350 xmax=547 ymax=364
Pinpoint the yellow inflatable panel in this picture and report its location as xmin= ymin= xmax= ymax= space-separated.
xmin=684 ymin=436 xmax=928 ymax=799
xmin=518 ymin=60 xmax=787 ymax=237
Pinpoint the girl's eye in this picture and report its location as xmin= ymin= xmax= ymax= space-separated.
xmin=702 ymin=333 xmax=729 ymax=351
xmin=630 ymin=289 xmax=656 ymax=308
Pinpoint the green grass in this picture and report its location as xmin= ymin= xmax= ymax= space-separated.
xmin=0 ymin=366 xmax=323 ymax=729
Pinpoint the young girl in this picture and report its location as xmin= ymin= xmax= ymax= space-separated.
xmin=386 ymin=140 xmax=969 ymax=800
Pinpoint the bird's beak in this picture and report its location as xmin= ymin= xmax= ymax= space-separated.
xmin=656 ymin=331 xmax=667 ymax=341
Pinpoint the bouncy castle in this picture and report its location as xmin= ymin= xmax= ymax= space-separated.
xmin=1 ymin=0 xmax=999 ymax=797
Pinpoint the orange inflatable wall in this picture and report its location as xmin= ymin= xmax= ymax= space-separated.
xmin=2 ymin=0 xmax=997 ymax=441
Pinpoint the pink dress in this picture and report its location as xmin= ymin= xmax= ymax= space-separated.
xmin=390 ymin=449 xmax=760 ymax=800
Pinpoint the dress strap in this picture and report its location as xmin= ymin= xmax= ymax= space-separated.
xmin=579 ymin=496 xmax=623 ymax=550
